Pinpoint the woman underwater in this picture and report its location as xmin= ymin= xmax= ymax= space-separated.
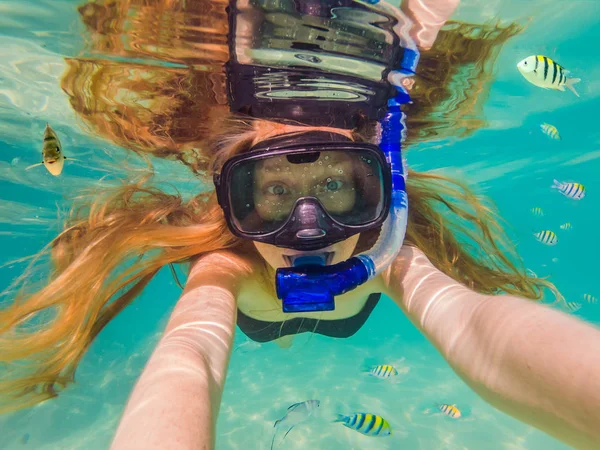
xmin=2 ymin=0 xmax=600 ymax=449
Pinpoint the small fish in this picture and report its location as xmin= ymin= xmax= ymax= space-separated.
xmin=534 ymin=230 xmax=558 ymax=246
xmin=334 ymin=412 xmax=392 ymax=437
xmin=540 ymin=123 xmax=561 ymax=140
xmin=583 ymin=294 xmax=597 ymax=304
xmin=560 ymin=222 xmax=572 ymax=230
xmin=552 ymin=179 xmax=586 ymax=200
xmin=566 ymin=301 xmax=582 ymax=313
xmin=439 ymin=403 xmax=462 ymax=419
xmin=517 ymin=55 xmax=581 ymax=97
xmin=369 ymin=365 xmax=398 ymax=379
xmin=530 ymin=207 xmax=544 ymax=216
xmin=271 ymin=400 xmax=319 ymax=450
xmin=26 ymin=124 xmax=74 ymax=176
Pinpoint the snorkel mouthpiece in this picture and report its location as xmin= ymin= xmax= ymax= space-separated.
xmin=276 ymin=257 xmax=370 ymax=312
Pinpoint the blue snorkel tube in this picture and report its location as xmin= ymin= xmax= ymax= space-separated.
xmin=276 ymin=48 xmax=420 ymax=313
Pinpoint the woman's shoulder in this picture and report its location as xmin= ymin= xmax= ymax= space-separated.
xmin=186 ymin=249 xmax=262 ymax=293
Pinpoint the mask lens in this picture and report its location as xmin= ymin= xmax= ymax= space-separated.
xmin=227 ymin=149 xmax=385 ymax=234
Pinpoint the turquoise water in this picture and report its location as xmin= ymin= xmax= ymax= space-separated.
xmin=1 ymin=0 xmax=599 ymax=449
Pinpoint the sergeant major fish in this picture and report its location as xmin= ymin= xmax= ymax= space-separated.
xmin=334 ymin=412 xmax=392 ymax=437
xmin=540 ymin=123 xmax=561 ymax=140
xmin=438 ymin=403 xmax=462 ymax=419
xmin=517 ymin=55 xmax=581 ymax=97
xmin=531 ymin=207 xmax=544 ymax=217
xmin=368 ymin=364 xmax=398 ymax=379
xmin=534 ymin=230 xmax=558 ymax=246
xmin=26 ymin=124 xmax=72 ymax=176
xmin=583 ymin=294 xmax=597 ymax=304
xmin=271 ymin=399 xmax=319 ymax=450
xmin=552 ymin=180 xmax=586 ymax=200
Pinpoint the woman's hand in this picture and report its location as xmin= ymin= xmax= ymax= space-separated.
xmin=111 ymin=251 xmax=255 ymax=450
xmin=402 ymin=0 xmax=460 ymax=50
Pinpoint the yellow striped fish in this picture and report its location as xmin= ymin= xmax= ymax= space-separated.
xmin=560 ymin=222 xmax=572 ymax=230
xmin=540 ymin=123 xmax=561 ymax=140
xmin=26 ymin=123 xmax=71 ymax=176
xmin=334 ymin=413 xmax=391 ymax=436
xmin=552 ymin=180 xmax=586 ymax=200
xmin=583 ymin=294 xmax=597 ymax=304
xmin=534 ymin=230 xmax=558 ymax=246
xmin=369 ymin=365 xmax=398 ymax=379
xmin=439 ymin=404 xmax=462 ymax=419
xmin=530 ymin=207 xmax=544 ymax=216
xmin=566 ymin=301 xmax=582 ymax=313
xmin=517 ymin=55 xmax=580 ymax=97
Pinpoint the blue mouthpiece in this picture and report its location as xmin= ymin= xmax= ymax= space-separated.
xmin=276 ymin=257 xmax=370 ymax=313
xmin=292 ymin=255 xmax=326 ymax=267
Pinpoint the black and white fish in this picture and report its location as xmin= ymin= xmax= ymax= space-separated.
xmin=552 ymin=179 xmax=586 ymax=200
xmin=534 ymin=230 xmax=558 ymax=246
xmin=517 ymin=55 xmax=580 ymax=97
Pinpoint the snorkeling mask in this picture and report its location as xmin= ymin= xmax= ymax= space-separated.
xmin=214 ymin=132 xmax=391 ymax=252
xmin=221 ymin=0 xmax=419 ymax=313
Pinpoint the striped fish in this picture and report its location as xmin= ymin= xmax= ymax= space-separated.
xmin=517 ymin=55 xmax=581 ymax=97
xmin=540 ymin=123 xmax=561 ymax=140
xmin=566 ymin=301 xmax=582 ymax=313
xmin=530 ymin=207 xmax=544 ymax=216
xmin=534 ymin=230 xmax=558 ymax=246
xmin=334 ymin=413 xmax=392 ymax=437
xmin=583 ymin=294 xmax=597 ymax=304
xmin=560 ymin=222 xmax=572 ymax=230
xmin=552 ymin=179 xmax=586 ymax=200
xmin=439 ymin=404 xmax=461 ymax=419
xmin=26 ymin=123 xmax=69 ymax=176
xmin=369 ymin=365 xmax=398 ymax=379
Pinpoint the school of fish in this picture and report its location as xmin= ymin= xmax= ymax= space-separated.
xmin=517 ymin=55 xmax=597 ymax=315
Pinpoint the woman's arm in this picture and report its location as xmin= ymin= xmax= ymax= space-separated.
xmin=383 ymin=246 xmax=600 ymax=449
xmin=110 ymin=251 xmax=254 ymax=450
xmin=402 ymin=0 xmax=460 ymax=50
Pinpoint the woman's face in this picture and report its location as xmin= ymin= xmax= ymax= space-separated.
xmin=250 ymin=151 xmax=361 ymax=268
xmin=252 ymin=151 xmax=357 ymax=223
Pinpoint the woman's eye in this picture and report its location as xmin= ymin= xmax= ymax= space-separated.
xmin=326 ymin=180 xmax=343 ymax=191
xmin=267 ymin=184 xmax=287 ymax=195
